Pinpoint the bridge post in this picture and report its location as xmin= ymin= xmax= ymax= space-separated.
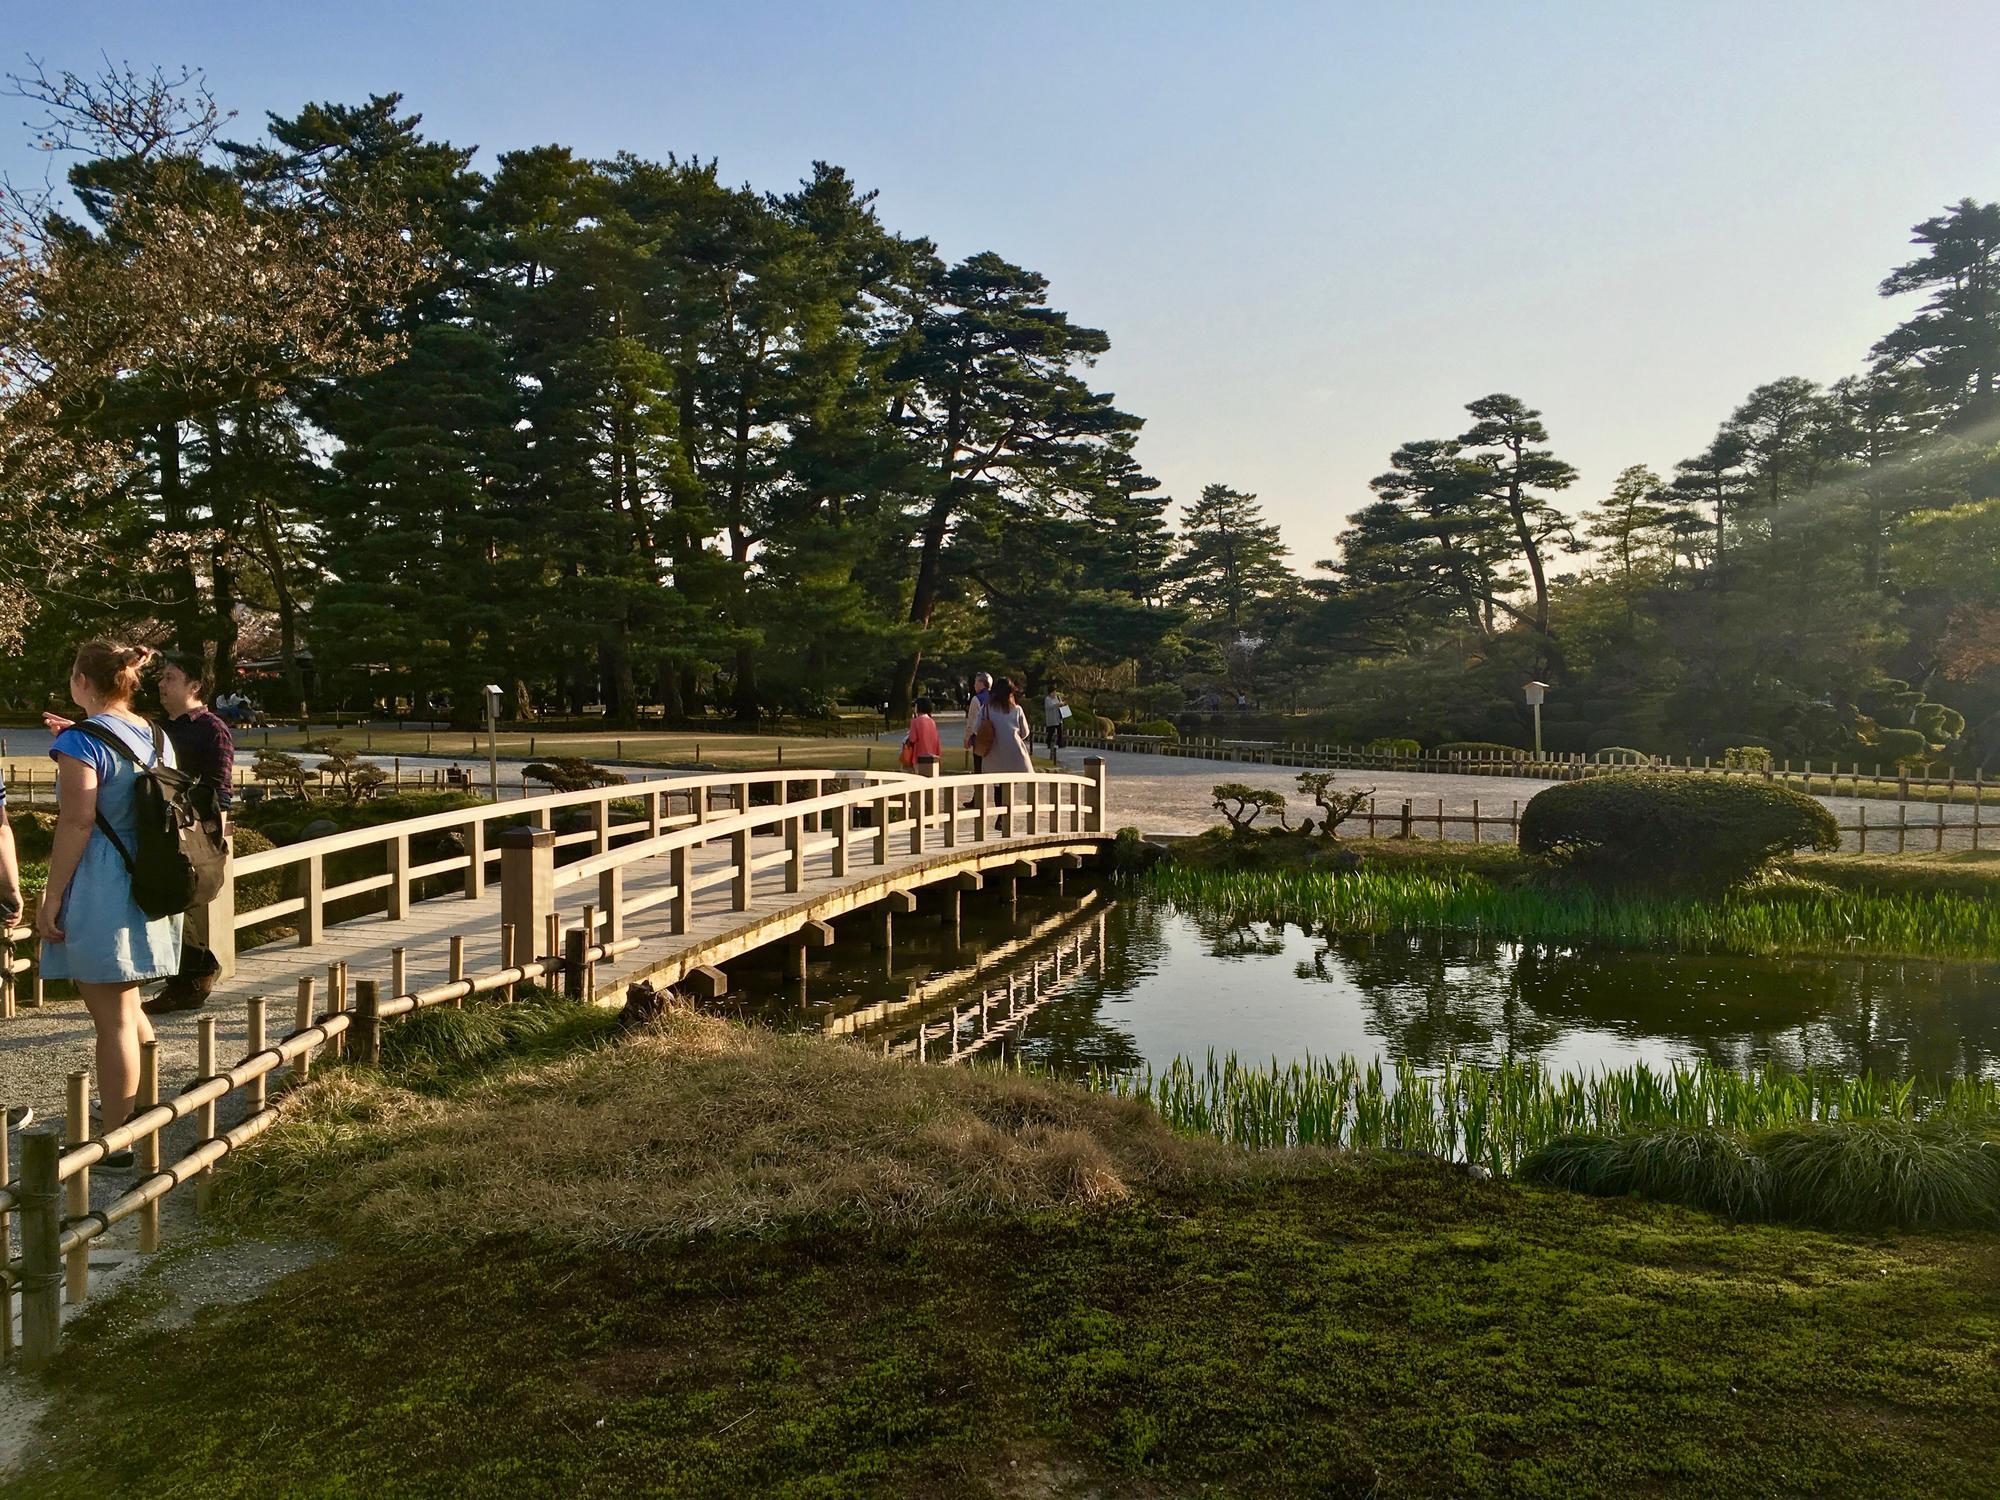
xmin=298 ymin=852 xmax=325 ymax=947
xmin=1084 ymin=757 xmax=1108 ymax=834
xmin=785 ymin=814 xmax=805 ymax=893
xmin=732 ymin=824 xmax=753 ymax=910
xmin=461 ymin=818 xmax=486 ymax=899
xmin=830 ymin=801 xmax=850 ymax=878
xmin=670 ymin=844 xmax=692 ymax=934
xmin=387 ymin=833 xmax=411 ymax=920
xmin=202 ymin=857 xmax=237 ymax=982
xmin=499 ymin=828 xmax=556 ymax=979
xmin=873 ymin=795 xmax=891 ymax=864
xmin=599 ymin=866 xmax=624 ymax=943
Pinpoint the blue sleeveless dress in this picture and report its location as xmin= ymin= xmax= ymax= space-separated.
xmin=40 ymin=715 xmax=183 ymax=984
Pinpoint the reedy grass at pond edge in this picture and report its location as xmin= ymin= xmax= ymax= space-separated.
xmin=1086 ymin=1051 xmax=2000 ymax=1180
xmin=1142 ymin=860 xmax=2000 ymax=960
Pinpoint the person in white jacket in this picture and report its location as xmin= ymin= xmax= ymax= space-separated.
xmin=963 ymin=672 xmax=992 ymax=771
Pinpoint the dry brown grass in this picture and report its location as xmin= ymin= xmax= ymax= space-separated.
xmin=216 ymin=1009 xmax=1323 ymax=1249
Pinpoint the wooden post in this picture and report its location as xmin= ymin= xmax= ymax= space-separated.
xmin=247 ymin=996 xmax=269 ymax=1111
xmin=1856 ymin=803 xmax=1868 ymax=853
xmin=591 ymin=798 xmax=611 ymax=855
xmin=786 ymin=814 xmax=806 ymax=891
xmin=732 ymin=824 xmax=753 ymax=910
xmin=599 ymin=866 xmax=625 ymax=944
xmin=352 ymin=981 xmax=381 ymax=1068
xmin=501 ymin=925 xmax=518 ymax=1003
xmin=18 ymin=1127 xmax=62 ymax=1369
xmin=387 ymin=833 xmax=411 ymax=920
xmin=137 ymin=1041 xmax=161 ymax=1252
xmin=831 ymin=800 xmax=850 ymax=878
xmin=498 ymin=827 xmax=556 ymax=984
xmin=288 ymin=982 xmax=313 ymax=1086
xmin=462 ymin=819 xmax=486 ymax=899
xmin=298 ymin=851 xmax=325 ymax=946
xmin=1084 ymin=757 xmax=1108 ymax=834
xmin=563 ymin=928 xmax=587 ymax=1000
xmin=63 ymin=1070 xmax=90 ymax=1303
xmin=873 ymin=796 xmax=891 ymax=864
xmin=1897 ymin=802 xmax=1908 ymax=854
xmin=204 ymin=855 xmax=237 ymax=982
xmin=1472 ymin=798 xmax=1481 ymax=844
xmin=391 ymin=945 xmax=408 ymax=1001
xmin=670 ymin=844 xmax=692 ymax=935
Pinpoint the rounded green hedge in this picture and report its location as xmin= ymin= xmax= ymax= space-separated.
xmin=1519 ymin=772 xmax=1838 ymax=889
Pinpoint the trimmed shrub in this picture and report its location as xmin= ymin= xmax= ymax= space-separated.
xmin=1720 ymin=745 xmax=1773 ymax=770
xmin=232 ymin=826 xmax=282 ymax=912
xmin=1124 ymin=719 xmax=1178 ymax=739
xmin=522 ymin=758 xmax=624 ymax=793
xmin=1519 ymin=773 xmax=1839 ymax=890
xmin=1432 ymin=740 xmax=1527 ymax=760
xmin=1211 ymin=783 xmax=1285 ymax=833
xmin=1871 ymin=727 xmax=1928 ymax=765
xmin=1589 ymin=745 xmax=1651 ymax=764
xmin=1365 ymin=737 xmax=1420 ymax=758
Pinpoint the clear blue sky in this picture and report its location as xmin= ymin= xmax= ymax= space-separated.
xmin=7 ymin=1 xmax=1994 ymax=564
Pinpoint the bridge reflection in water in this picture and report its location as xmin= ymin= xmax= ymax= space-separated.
xmin=712 ymin=883 xmax=1118 ymax=1070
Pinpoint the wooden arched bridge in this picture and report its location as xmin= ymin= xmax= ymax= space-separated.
xmin=1 ymin=758 xmax=1114 ymax=1366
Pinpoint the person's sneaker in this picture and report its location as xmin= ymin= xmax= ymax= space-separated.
xmin=5 ymin=1105 xmax=32 ymax=1131
xmin=143 ymin=978 xmax=207 ymax=1016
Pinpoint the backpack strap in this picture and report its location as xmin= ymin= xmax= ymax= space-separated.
xmin=64 ymin=719 xmax=164 ymax=879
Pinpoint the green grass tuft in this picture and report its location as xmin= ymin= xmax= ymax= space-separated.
xmin=1756 ymin=1118 xmax=2000 ymax=1231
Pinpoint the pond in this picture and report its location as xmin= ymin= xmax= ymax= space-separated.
xmin=712 ymin=876 xmax=2000 ymax=1083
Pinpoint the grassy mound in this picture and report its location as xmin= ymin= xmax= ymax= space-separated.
xmin=214 ymin=1008 xmax=1310 ymax=1250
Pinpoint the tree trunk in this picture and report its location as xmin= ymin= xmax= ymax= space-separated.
xmin=656 ymin=660 xmax=684 ymax=723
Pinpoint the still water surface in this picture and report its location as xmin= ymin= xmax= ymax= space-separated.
xmin=713 ymin=879 xmax=2000 ymax=1080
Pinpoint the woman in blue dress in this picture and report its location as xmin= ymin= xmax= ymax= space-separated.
xmin=38 ymin=641 xmax=181 ymax=1135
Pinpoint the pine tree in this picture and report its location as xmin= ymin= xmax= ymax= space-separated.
xmin=1873 ymin=198 xmax=2000 ymax=425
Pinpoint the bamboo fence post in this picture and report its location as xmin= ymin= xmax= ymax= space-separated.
xmin=18 ymin=1128 xmax=61 ymax=1369
xmin=543 ymin=912 xmax=560 ymax=975
xmin=137 ymin=1041 xmax=161 ymax=1253
xmin=502 ymin=925 xmax=518 ymax=1003
xmin=247 ymin=996 xmax=269 ymax=1112
xmin=0 ymin=1117 xmax=10 ymax=1363
xmin=1897 ymin=803 xmax=1908 ymax=854
xmin=326 ymin=962 xmax=346 ymax=1059
xmin=352 ymin=981 xmax=381 ymax=1068
xmin=64 ymin=1069 xmax=89 ymax=1303
xmin=563 ymin=928 xmax=587 ymax=1000
xmin=1934 ymin=803 xmax=1946 ymax=852
xmin=1856 ymin=803 xmax=1868 ymax=853
xmin=291 ymin=979 xmax=314 ymax=1086
xmin=449 ymin=934 xmax=466 ymax=1007
xmin=1472 ymin=798 xmax=1481 ymax=844
xmin=391 ymin=946 xmax=407 ymax=1002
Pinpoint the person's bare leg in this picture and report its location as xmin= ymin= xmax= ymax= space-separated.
xmin=80 ymin=981 xmax=144 ymax=1129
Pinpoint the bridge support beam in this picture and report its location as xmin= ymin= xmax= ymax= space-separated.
xmin=680 ymin=965 xmax=728 ymax=1001
xmin=872 ymin=889 xmax=918 ymax=948
xmin=498 ymin=828 xmax=556 ymax=984
xmin=789 ymin=918 xmax=836 ymax=979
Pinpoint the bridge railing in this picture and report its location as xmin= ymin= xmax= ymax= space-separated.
xmin=217 ymin=766 xmax=926 ymax=975
xmin=1 ymin=758 xmax=1112 ymax=1368
xmin=506 ymin=759 xmax=1108 ymax=968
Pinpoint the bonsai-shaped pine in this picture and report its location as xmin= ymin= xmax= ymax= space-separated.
xmin=523 ymin=757 xmax=626 ymax=793
xmin=1212 ymin=782 xmax=1286 ymax=834
xmin=308 ymin=739 xmax=388 ymax=802
xmin=1295 ymin=772 xmax=1373 ymax=839
xmin=253 ymin=748 xmax=312 ymax=799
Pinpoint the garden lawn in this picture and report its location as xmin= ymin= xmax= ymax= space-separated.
xmin=7 ymin=1010 xmax=2000 ymax=1498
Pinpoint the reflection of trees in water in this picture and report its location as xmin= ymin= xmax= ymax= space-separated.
xmin=1302 ymin=928 xmax=2000 ymax=1078
xmin=1178 ymin=905 xmax=1290 ymax=960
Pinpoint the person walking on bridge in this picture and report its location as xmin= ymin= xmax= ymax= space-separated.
xmin=963 ymin=672 xmax=992 ymax=773
xmin=39 ymin=641 xmax=181 ymax=1147
xmin=46 ymin=651 xmax=234 ymax=1014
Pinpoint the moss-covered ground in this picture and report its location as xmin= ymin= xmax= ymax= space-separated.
xmin=11 ymin=1165 xmax=1999 ymax=1498
xmin=10 ymin=1003 xmax=2000 ymax=1498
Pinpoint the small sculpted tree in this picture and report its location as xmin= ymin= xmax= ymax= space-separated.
xmin=1295 ymin=772 xmax=1373 ymax=839
xmin=1211 ymin=782 xmax=1285 ymax=834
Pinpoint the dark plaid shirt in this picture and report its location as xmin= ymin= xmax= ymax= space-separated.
xmin=165 ymin=706 xmax=235 ymax=809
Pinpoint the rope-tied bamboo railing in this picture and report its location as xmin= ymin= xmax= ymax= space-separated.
xmin=1 ymin=920 xmax=638 ymax=1370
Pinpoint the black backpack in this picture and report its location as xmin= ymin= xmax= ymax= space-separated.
xmin=72 ymin=720 xmax=228 ymax=920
